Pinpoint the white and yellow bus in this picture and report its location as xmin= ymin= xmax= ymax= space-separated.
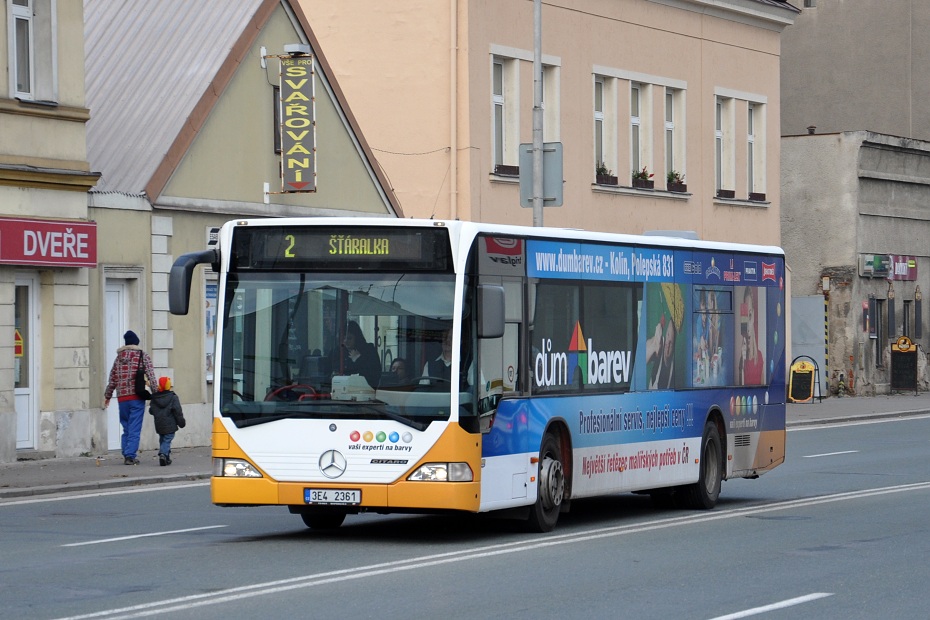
xmin=169 ymin=218 xmax=786 ymax=532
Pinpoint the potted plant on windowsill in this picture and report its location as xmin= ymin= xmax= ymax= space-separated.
xmin=632 ymin=166 xmax=654 ymax=189
xmin=596 ymin=162 xmax=618 ymax=186
xmin=666 ymin=170 xmax=687 ymax=193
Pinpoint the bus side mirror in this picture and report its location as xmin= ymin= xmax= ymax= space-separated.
xmin=478 ymin=284 xmax=505 ymax=339
xmin=169 ymin=249 xmax=218 ymax=315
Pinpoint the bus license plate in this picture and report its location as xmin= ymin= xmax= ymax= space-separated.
xmin=305 ymin=488 xmax=361 ymax=505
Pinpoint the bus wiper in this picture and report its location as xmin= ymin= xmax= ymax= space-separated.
xmin=351 ymin=404 xmax=429 ymax=432
xmin=235 ymin=411 xmax=317 ymax=428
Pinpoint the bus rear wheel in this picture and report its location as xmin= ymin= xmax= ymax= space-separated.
xmin=526 ymin=433 xmax=565 ymax=533
xmin=299 ymin=511 xmax=347 ymax=530
xmin=679 ymin=420 xmax=722 ymax=509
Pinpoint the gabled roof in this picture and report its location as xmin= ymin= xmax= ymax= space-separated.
xmin=84 ymin=0 xmax=401 ymax=215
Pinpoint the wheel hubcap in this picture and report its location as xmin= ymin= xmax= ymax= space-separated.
xmin=539 ymin=456 xmax=564 ymax=510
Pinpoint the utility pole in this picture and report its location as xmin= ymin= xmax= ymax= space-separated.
xmin=532 ymin=0 xmax=543 ymax=227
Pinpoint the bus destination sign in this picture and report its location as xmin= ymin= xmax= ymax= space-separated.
xmin=233 ymin=226 xmax=452 ymax=271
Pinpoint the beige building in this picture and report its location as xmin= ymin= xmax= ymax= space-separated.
xmin=0 ymin=0 xmax=100 ymax=462
xmin=300 ymin=0 xmax=798 ymax=244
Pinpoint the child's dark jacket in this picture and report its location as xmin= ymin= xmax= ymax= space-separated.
xmin=149 ymin=389 xmax=186 ymax=434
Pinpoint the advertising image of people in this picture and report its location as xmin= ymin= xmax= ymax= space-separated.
xmin=692 ymin=287 xmax=734 ymax=387
xmin=736 ymin=286 xmax=767 ymax=386
xmin=644 ymin=282 xmax=686 ymax=390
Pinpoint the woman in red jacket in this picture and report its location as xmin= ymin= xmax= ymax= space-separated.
xmin=104 ymin=330 xmax=157 ymax=465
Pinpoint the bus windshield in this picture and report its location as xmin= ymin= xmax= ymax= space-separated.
xmin=219 ymin=271 xmax=460 ymax=429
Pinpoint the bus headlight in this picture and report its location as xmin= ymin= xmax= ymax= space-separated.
xmin=407 ymin=462 xmax=473 ymax=482
xmin=213 ymin=458 xmax=263 ymax=478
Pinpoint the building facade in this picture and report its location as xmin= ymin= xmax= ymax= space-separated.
xmin=781 ymin=2 xmax=930 ymax=395
xmin=81 ymin=0 xmax=402 ymax=461
xmin=781 ymin=1 xmax=930 ymax=142
xmin=1 ymin=0 xmax=401 ymax=463
xmin=1 ymin=0 xmax=100 ymax=461
xmin=299 ymin=0 xmax=798 ymax=245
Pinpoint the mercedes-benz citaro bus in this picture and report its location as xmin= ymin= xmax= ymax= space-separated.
xmin=169 ymin=218 xmax=786 ymax=532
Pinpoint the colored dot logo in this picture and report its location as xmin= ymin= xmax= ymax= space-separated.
xmin=363 ymin=431 xmax=374 ymax=443
xmin=402 ymin=432 xmax=413 ymax=444
xmin=349 ymin=430 xmax=361 ymax=442
xmin=376 ymin=431 xmax=387 ymax=443
xmin=389 ymin=431 xmax=400 ymax=443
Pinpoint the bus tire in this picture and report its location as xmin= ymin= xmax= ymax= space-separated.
xmin=680 ymin=420 xmax=722 ymax=510
xmin=300 ymin=511 xmax=346 ymax=530
xmin=526 ymin=432 xmax=565 ymax=533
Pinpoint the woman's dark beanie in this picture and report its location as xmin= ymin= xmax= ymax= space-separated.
xmin=123 ymin=330 xmax=140 ymax=346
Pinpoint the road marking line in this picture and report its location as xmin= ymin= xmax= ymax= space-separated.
xmin=61 ymin=525 xmax=228 ymax=547
xmin=803 ymin=450 xmax=858 ymax=458
xmin=49 ymin=480 xmax=930 ymax=620
xmin=707 ymin=592 xmax=833 ymax=619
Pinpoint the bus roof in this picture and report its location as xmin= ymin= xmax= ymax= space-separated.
xmin=219 ymin=217 xmax=785 ymax=258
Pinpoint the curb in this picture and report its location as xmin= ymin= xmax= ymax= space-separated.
xmin=786 ymin=409 xmax=930 ymax=428
xmin=0 ymin=472 xmax=211 ymax=500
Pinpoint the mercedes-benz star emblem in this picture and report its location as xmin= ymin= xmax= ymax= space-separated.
xmin=319 ymin=449 xmax=347 ymax=479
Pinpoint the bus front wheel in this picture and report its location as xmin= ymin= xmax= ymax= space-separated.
xmin=299 ymin=511 xmax=346 ymax=530
xmin=680 ymin=420 xmax=722 ymax=509
xmin=526 ymin=433 xmax=565 ymax=533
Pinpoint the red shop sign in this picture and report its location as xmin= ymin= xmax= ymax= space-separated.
xmin=0 ymin=217 xmax=97 ymax=267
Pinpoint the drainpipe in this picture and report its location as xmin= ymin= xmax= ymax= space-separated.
xmin=450 ymin=0 xmax=458 ymax=220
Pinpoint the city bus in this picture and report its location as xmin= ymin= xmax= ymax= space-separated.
xmin=169 ymin=218 xmax=786 ymax=532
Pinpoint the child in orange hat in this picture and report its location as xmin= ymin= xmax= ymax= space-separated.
xmin=149 ymin=376 xmax=186 ymax=466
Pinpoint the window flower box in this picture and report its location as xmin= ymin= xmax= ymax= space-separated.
xmin=666 ymin=171 xmax=686 ymax=193
xmin=631 ymin=166 xmax=654 ymax=189
xmin=716 ymin=189 xmax=735 ymax=199
xmin=595 ymin=162 xmax=618 ymax=186
xmin=748 ymin=192 xmax=766 ymax=202
xmin=493 ymin=164 xmax=520 ymax=176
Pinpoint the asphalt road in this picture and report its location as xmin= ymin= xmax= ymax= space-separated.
xmin=1 ymin=414 xmax=928 ymax=620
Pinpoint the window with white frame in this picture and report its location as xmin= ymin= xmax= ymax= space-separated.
xmin=595 ymin=78 xmax=605 ymax=172
xmin=747 ymin=105 xmax=754 ymax=192
xmin=747 ymin=102 xmax=766 ymax=197
xmin=630 ymin=82 xmax=653 ymax=181
xmin=8 ymin=0 xmax=57 ymax=103
xmin=665 ymin=88 xmax=685 ymax=183
xmin=593 ymin=75 xmax=618 ymax=181
xmin=11 ymin=0 xmax=34 ymax=98
xmin=491 ymin=56 xmax=520 ymax=173
xmin=542 ymin=65 xmax=560 ymax=142
xmin=715 ymin=96 xmax=735 ymax=194
xmin=631 ymin=83 xmax=642 ymax=174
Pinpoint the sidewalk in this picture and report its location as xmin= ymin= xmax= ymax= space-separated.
xmin=2 ymin=394 xmax=928 ymax=500
xmin=0 ymin=446 xmax=213 ymax=500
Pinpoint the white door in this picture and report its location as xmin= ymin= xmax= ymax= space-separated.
xmin=105 ymin=282 xmax=128 ymax=450
xmin=15 ymin=275 xmax=38 ymax=449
